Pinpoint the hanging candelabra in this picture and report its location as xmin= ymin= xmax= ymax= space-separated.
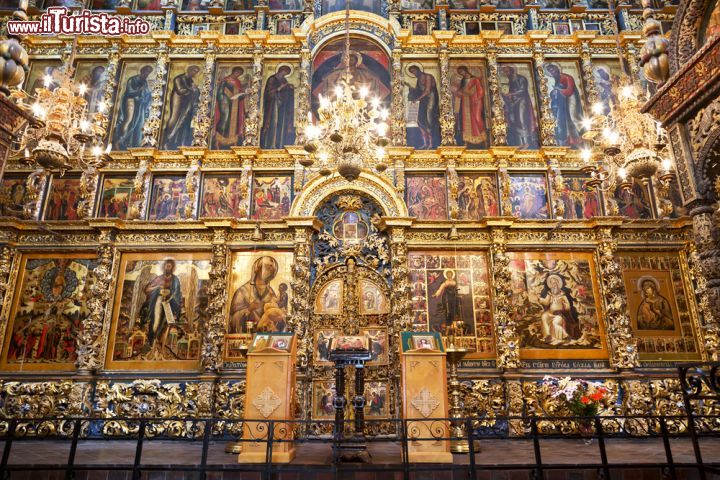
xmin=301 ymin=5 xmax=390 ymax=181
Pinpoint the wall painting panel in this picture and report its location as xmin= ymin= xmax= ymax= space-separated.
xmin=112 ymin=61 xmax=157 ymax=151
xmin=200 ymin=175 xmax=247 ymax=218
xmin=508 ymin=251 xmax=607 ymax=359
xmin=543 ymin=61 xmax=587 ymax=149
xmin=97 ymin=176 xmax=135 ymax=220
xmin=499 ymin=62 xmax=540 ymax=149
xmin=558 ymin=174 xmax=600 ymax=219
xmin=251 ymin=175 xmax=293 ymax=220
xmin=260 ymin=61 xmax=300 ymax=149
xmin=43 ymin=176 xmax=81 ymax=221
xmin=508 ymin=173 xmax=549 ymax=219
xmin=211 ymin=61 xmax=253 ymax=150
xmin=106 ymin=253 xmax=211 ymax=370
xmin=456 ymin=173 xmax=500 ymax=219
xmin=0 ymin=175 xmax=34 ymax=218
xmin=1 ymin=254 xmax=96 ymax=371
xmin=408 ymin=251 xmax=495 ymax=358
xmin=404 ymin=61 xmax=442 ymax=150
xmin=449 ymin=59 xmax=491 ymax=149
xmin=160 ymin=61 xmax=204 ymax=150
xmin=405 ymin=175 xmax=448 ymax=220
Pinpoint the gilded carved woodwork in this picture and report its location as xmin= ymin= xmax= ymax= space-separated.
xmin=202 ymin=232 xmax=229 ymax=373
xmin=596 ymin=227 xmax=639 ymax=370
xmin=486 ymin=43 xmax=507 ymax=147
xmin=192 ymin=46 xmax=217 ymax=149
xmin=489 ymin=229 xmax=520 ymax=370
xmin=531 ymin=42 xmax=557 ymax=147
xmin=438 ymin=42 xmax=455 ymax=147
xmin=243 ymin=44 xmax=264 ymax=147
xmin=686 ymin=242 xmax=720 ymax=360
xmin=142 ymin=44 xmax=169 ymax=149
xmin=75 ymin=230 xmax=114 ymax=374
xmin=391 ymin=48 xmax=406 ymax=147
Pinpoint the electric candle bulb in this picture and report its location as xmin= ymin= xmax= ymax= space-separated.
xmin=78 ymin=84 xmax=87 ymax=96
xmin=582 ymin=118 xmax=592 ymax=130
xmin=619 ymin=167 xmax=627 ymax=180
xmin=581 ymin=148 xmax=592 ymax=162
xmin=591 ymin=102 xmax=603 ymax=115
xmin=80 ymin=119 xmax=90 ymax=131
xmin=371 ymin=97 xmax=380 ymax=108
xmin=335 ymin=85 xmax=343 ymax=98
xmin=376 ymin=146 xmax=385 ymax=158
xmin=662 ymin=158 xmax=672 ymax=172
xmin=92 ymin=145 xmax=102 ymax=157
xmin=97 ymin=101 xmax=107 ymax=113
xmin=43 ymin=75 xmax=53 ymax=88
xmin=359 ymin=86 xmax=369 ymax=98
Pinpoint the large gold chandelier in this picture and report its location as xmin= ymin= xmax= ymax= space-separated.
xmin=12 ymin=62 xmax=111 ymax=176
xmin=577 ymin=1 xmax=674 ymax=215
xmin=301 ymin=6 xmax=390 ymax=181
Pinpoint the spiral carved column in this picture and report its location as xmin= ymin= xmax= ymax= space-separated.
xmin=490 ymin=229 xmax=521 ymax=369
xmin=202 ymin=230 xmax=229 ymax=373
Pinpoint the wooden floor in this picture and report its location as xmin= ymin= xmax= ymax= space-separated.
xmin=2 ymin=437 xmax=720 ymax=480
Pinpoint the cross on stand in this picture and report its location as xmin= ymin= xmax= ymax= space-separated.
xmin=327 ymin=335 xmax=373 ymax=463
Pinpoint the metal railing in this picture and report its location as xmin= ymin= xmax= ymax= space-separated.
xmin=0 ymin=412 xmax=718 ymax=480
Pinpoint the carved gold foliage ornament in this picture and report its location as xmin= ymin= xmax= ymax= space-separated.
xmin=142 ymin=44 xmax=169 ymax=149
xmin=243 ymin=44 xmax=263 ymax=146
xmin=411 ymin=387 xmax=440 ymax=418
xmin=686 ymin=243 xmax=720 ymax=360
xmin=596 ymin=228 xmax=639 ymax=370
xmin=490 ymin=230 xmax=520 ymax=369
xmin=290 ymin=227 xmax=313 ymax=368
xmin=532 ymin=43 xmax=557 ymax=147
xmin=253 ymin=387 xmax=282 ymax=418
xmin=438 ymin=43 xmax=455 ymax=147
xmin=486 ymin=44 xmax=508 ymax=146
xmin=391 ymin=49 xmax=407 ymax=147
xmin=202 ymin=237 xmax=229 ymax=372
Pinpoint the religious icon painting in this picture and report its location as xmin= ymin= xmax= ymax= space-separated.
xmin=456 ymin=173 xmax=500 ymax=219
xmin=147 ymin=175 xmax=193 ymax=220
xmin=314 ymin=279 xmax=343 ymax=315
xmin=481 ymin=22 xmax=497 ymax=30
xmin=360 ymin=327 xmax=389 ymax=366
xmin=321 ymin=0 xmax=381 ymax=15
xmin=402 ymin=0 xmax=435 ymax=7
xmin=405 ymin=175 xmax=448 ymax=220
xmin=200 ymin=175 xmax=247 ymax=218
xmin=210 ymin=61 xmax=253 ymax=150
xmin=407 ymin=251 xmax=494 ymax=358
xmin=449 ymin=0 xmax=479 ymax=7
xmin=498 ymin=62 xmax=540 ymax=149
xmin=24 ymin=60 xmax=63 ymax=96
xmin=553 ymin=22 xmax=571 ymax=35
xmin=91 ymin=0 xmax=119 ymax=8
xmin=543 ymin=60 xmax=587 ymax=149
xmin=96 ymin=176 xmax=134 ymax=220
xmin=135 ymin=0 xmax=162 ymax=9
xmin=509 ymin=174 xmax=550 ymax=219
xmin=404 ymin=61 xmax=442 ymax=150
xmin=312 ymin=380 xmax=338 ymax=419
xmin=43 ymin=176 xmax=82 ymax=221
xmin=497 ymin=21 xmax=514 ymax=33
xmin=270 ymin=334 xmax=293 ymax=351
xmin=539 ymin=0 xmax=568 ymax=7
xmin=0 ymin=253 xmax=97 ymax=372
xmin=251 ymin=333 xmax=272 ymax=350
xmin=613 ymin=180 xmax=653 ymax=219
xmin=358 ymin=280 xmax=390 ymax=315
xmin=584 ymin=22 xmax=601 ymax=31
xmin=259 ymin=60 xmax=299 ymax=149
xmin=493 ymin=0 xmax=523 ymax=8
xmin=111 ymin=60 xmax=157 ymax=151
xmin=449 ymin=59 xmax=491 ymax=149
xmin=311 ymin=37 xmax=391 ymax=119
xmin=181 ymin=0 xmax=210 ymax=9
xmin=269 ymin=0 xmax=302 ymax=9
xmin=591 ymin=59 xmax=623 ymax=115
xmin=276 ymin=19 xmax=293 ymax=34
xmin=106 ymin=253 xmax=211 ymax=370
xmin=159 ymin=61 xmax=204 ymax=151
xmin=665 ymin=181 xmax=688 ymax=218
xmin=314 ymin=329 xmax=340 ymax=365
xmin=73 ymin=60 xmax=108 ymax=116
xmin=464 ymin=21 xmax=480 ymax=35
xmin=412 ymin=335 xmax=437 ymax=350
xmin=227 ymin=251 xmax=292 ymax=337
xmin=224 ymin=0 xmax=255 ymax=8
xmin=558 ymin=175 xmax=601 ymax=219
xmin=618 ymin=252 xmax=701 ymax=361
xmin=364 ymin=381 xmax=389 ymax=418
xmin=413 ymin=20 xmax=430 ymax=35
xmin=0 ymin=175 xmax=35 ymax=218
xmin=508 ymin=251 xmax=608 ymax=359
xmin=251 ymin=175 xmax=293 ymax=220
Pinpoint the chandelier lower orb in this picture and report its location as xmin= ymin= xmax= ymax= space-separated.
xmin=302 ymin=77 xmax=390 ymax=182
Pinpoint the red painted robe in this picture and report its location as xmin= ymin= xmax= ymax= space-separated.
xmin=455 ymin=76 xmax=487 ymax=146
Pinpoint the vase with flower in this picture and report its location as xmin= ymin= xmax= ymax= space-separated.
xmin=542 ymin=376 xmax=608 ymax=445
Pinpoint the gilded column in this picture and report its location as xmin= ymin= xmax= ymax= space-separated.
xmin=623 ymin=43 xmax=643 ymax=91
xmin=99 ymin=42 xmax=120 ymax=134
xmin=23 ymin=167 xmax=47 ymax=220
xmin=243 ymin=41 xmax=264 ymax=146
xmin=487 ymin=42 xmax=507 ymax=146
xmin=184 ymin=154 xmax=201 ymax=219
xmin=390 ymin=48 xmax=406 ymax=146
xmin=579 ymin=41 xmax=599 ymax=107
xmin=447 ymin=157 xmax=459 ymax=220
xmin=393 ymin=154 xmax=405 ymax=196
xmin=141 ymin=42 xmax=169 ymax=148
xmin=548 ymin=162 xmax=564 ymax=219
xmin=289 ymin=225 xmax=313 ymax=368
xmin=532 ymin=40 xmax=557 ymax=147
xmin=202 ymin=229 xmax=229 ymax=373
xmin=438 ymin=40 xmax=455 ymax=146
xmin=498 ymin=167 xmax=513 ymax=216
xmin=389 ymin=225 xmax=413 ymax=332
xmin=76 ymin=229 xmax=115 ymax=374
xmin=596 ymin=227 xmax=639 ymax=370
xmin=127 ymin=157 xmax=151 ymax=220
xmin=240 ymin=156 xmax=252 ymax=219
xmin=688 ymin=204 xmax=720 ymax=360
xmin=490 ymin=229 xmax=521 ymax=369
xmin=686 ymin=242 xmax=720 ymax=360
xmin=192 ymin=43 xmax=216 ymax=148
xmin=295 ymin=46 xmax=312 ymax=145
xmin=0 ymin=244 xmax=17 ymax=327
xmin=77 ymin=167 xmax=100 ymax=219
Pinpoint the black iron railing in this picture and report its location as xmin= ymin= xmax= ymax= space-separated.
xmin=0 ymin=413 xmax=718 ymax=480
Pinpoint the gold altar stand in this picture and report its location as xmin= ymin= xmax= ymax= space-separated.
xmin=399 ymin=332 xmax=453 ymax=463
xmin=238 ymin=333 xmax=297 ymax=464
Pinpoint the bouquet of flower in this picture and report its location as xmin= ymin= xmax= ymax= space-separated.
xmin=542 ymin=376 xmax=609 ymax=418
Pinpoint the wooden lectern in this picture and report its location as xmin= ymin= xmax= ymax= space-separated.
xmin=400 ymin=332 xmax=453 ymax=463
xmin=238 ymin=333 xmax=297 ymax=463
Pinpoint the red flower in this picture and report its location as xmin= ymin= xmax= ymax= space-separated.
xmin=590 ymin=392 xmax=604 ymax=401
xmin=581 ymin=396 xmax=590 ymax=404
